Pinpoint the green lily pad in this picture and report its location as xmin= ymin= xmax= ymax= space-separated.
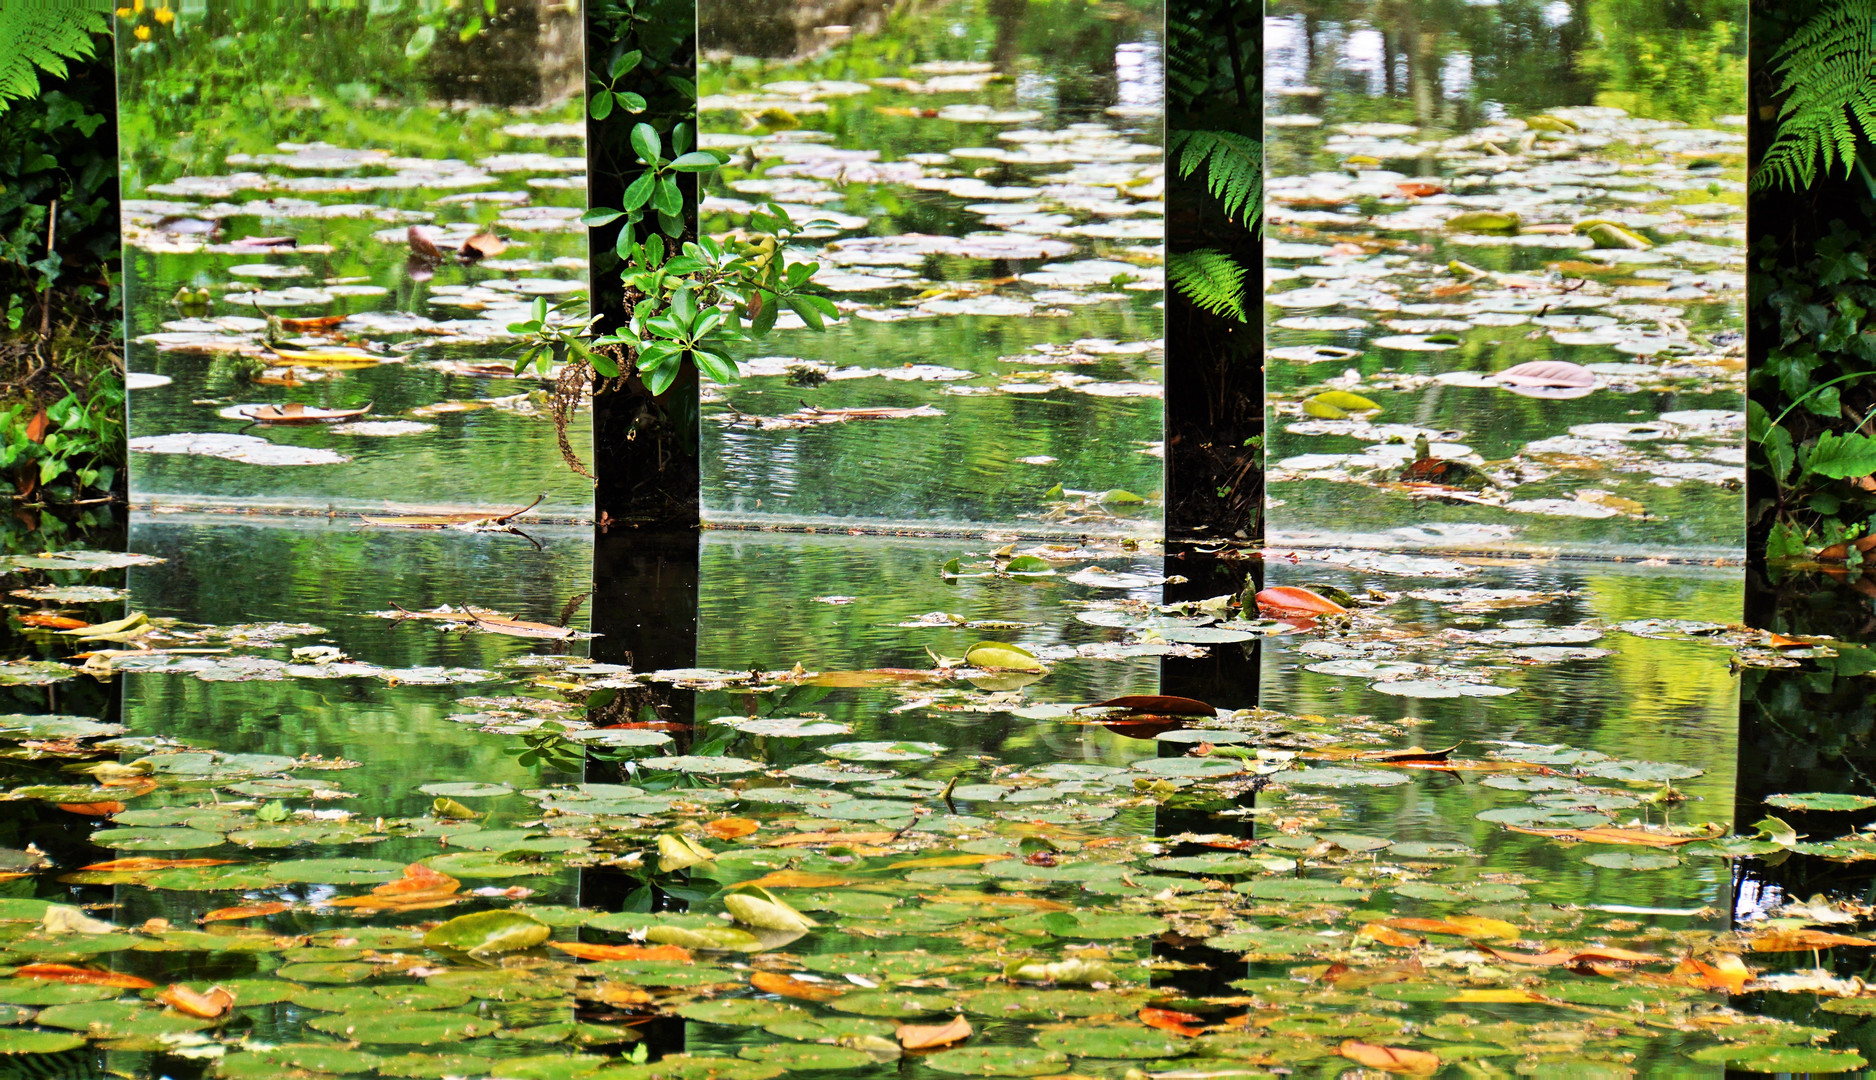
xmin=1000 ymin=912 xmax=1169 ymax=939
xmin=1147 ymin=853 xmax=1268 ymax=874
xmin=423 ymin=969 xmax=571 ymax=1001
xmin=925 ymin=1046 xmax=1071 ymax=1076
xmin=1580 ymin=760 xmax=1702 ymax=783
xmin=1393 ymin=881 xmax=1530 ymax=901
xmin=677 ymin=999 xmax=808 ymax=1027
xmin=1129 ymin=757 xmax=1243 ymax=778
xmin=828 ymin=990 xmax=957 ymax=1017
xmin=35 ymin=1000 xmax=215 ymax=1038
xmin=89 ymin=827 xmax=226 ymax=851
xmin=639 ymin=755 xmax=766 ymax=774
xmin=307 ymin=1010 xmax=501 ymax=1044
xmin=0 ymin=715 xmax=125 ymax=740
xmin=264 ymin=858 xmax=406 ymax=884
xmin=1583 ymin=851 xmax=1680 ymax=870
xmin=1686 ymin=1044 xmax=1866 ymax=1071
xmin=1234 ymin=878 xmax=1371 ymax=903
xmin=423 ymin=910 xmax=550 ymax=955
xmin=957 ymin=988 xmax=1151 ymax=1020
xmin=374 ymin=1053 xmax=498 ymax=1077
xmin=1033 ymin=1024 xmax=1190 ymax=1059
xmin=601 ymin=1055 xmax=784 ymax=1080
xmin=764 ymin=1017 xmax=897 ymax=1041
xmin=423 ymin=851 xmax=563 ymax=879
xmin=289 ymin=984 xmax=473 ymax=1011
xmin=0 ymin=1028 xmax=86 ymax=1054
xmin=275 ymin=962 xmax=381 ymax=984
xmin=587 ymin=961 xmax=739 ymax=987
xmin=1765 ymin=792 xmax=1876 ymax=812
xmin=1206 ymin=928 xmax=1341 ymax=956
xmin=1280 ymin=767 xmax=1412 ymax=788
xmin=0 ymin=982 xmax=121 ymax=1005
xmin=738 ymin=1043 xmax=875 ymax=1070
xmin=822 ymin=741 xmax=946 ymax=762
xmin=418 ymin=782 xmax=514 ymax=798
xmin=798 ymin=951 xmax=955 ymax=979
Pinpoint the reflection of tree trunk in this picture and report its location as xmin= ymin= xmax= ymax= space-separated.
xmin=701 ymin=0 xmax=906 ymax=60
xmin=990 ymin=0 xmax=1027 ymax=74
xmin=1382 ymin=31 xmax=1396 ymax=96
xmin=1304 ymin=14 xmax=1318 ymax=71
xmin=1407 ymin=17 xmax=1437 ymax=126
xmin=428 ymin=0 xmax=582 ymax=107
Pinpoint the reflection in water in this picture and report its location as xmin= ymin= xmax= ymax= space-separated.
xmin=1263 ymin=1 xmax=1746 ymax=558
xmin=117 ymin=3 xmax=592 ymax=516
xmin=697 ymin=0 xmax=1165 ymax=533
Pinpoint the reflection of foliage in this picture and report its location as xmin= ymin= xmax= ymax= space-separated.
xmin=1756 ymin=0 xmax=1876 ymax=190
xmin=1579 ymin=0 xmax=1744 ymax=125
xmin=0 ymin=1 xmax=109 ymax=110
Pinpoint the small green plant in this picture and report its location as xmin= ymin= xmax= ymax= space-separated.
xmin=521 ymin=121 xmax=834 ymax=475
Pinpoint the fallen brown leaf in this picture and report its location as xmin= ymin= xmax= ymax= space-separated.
xmin=897 ymin=1014 xmax=972 ymax=1049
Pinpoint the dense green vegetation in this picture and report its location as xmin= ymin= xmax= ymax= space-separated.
xmin=1751 ymin=0 xmax=1876 ymax=567
xmin=0 ymin=2 xmax=123 ymax=514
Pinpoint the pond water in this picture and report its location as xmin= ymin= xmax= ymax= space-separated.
xmin=1262 ymin=1 xmax=1747 ymax=560
xmin=116 ymin=3 xmax=593 ymax=518
xmin=1 ymin=519 xmax=1874 ymax=1076
xmin=697 ymin=0 xmax=1165 ymax=534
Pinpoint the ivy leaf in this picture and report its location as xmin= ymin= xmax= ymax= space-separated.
xmin=590 ymin=90 xmax=614 ymax=120
xmin=669 ymin=151 xmax=723 ymax=173
xmin=580 ymin=207 xmax=625 ymax=227
xmin=652 ymin=174 xmax=683 ymax=216
xmin=618 ymin=91 xmax=647 ymax=113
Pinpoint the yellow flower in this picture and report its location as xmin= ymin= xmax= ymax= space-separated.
xmin=153 ymin=6 xmax=173 ymax=22
xmin=116 ymin=7 xmax=131 ymax=16
xmin=133 ymin=23 xmax=150 ymax=39
xmin=133 ymin=0 xmax=143 ymax=12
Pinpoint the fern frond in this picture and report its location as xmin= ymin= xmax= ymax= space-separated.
xmin=1758 ymin=0 xmax=1876 ymax=190
xmin=1169 ymin=129 xmax=1262 ymax=230
xmin=0 ymin=1 xmax=112 ymax=111
xmin=1168 ymin=249 xmax=1247 ymax=321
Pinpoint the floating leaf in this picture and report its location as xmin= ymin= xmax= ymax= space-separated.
xmin=422 ymin=910 xmax=550 ymax=956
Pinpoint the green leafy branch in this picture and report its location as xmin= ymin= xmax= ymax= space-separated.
xmin=0 ymin=1 xmax=110 ymax=112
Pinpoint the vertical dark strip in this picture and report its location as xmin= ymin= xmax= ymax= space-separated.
xmin=588 ymin=0 xmax=703 ymax=528
xmin=1165 ymin=0 xmax=1264 ymax=543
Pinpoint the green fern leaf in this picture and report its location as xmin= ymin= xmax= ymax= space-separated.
xmin=0 ymin=1 xmax=112 ymax=111
xmin=1168 ymin=249 xmax=1247 ymax=322
xmin=1758 ymin=0 xmax=1876 ymax=190
xmin=1169 ymin=129 xmax=1262 ymax=230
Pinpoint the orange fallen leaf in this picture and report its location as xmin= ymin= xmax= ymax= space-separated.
xmin=1749 ymin=929 xmax=1876 ymax=952
xmin=1767 ymin=634 xmax=1811 ymax=648
xmin=913 ymin=891 xmax=1069 ymax=912
xmin=887 ymin=854 xmax=1000 ymax=870
xmin=741 ymin=870 xmax=858 ymax=890
xmin=80 ymin=857 xmax=235 ymax=872
xmin=588 ymin=981 xmax=654 ymax=1006
xmin=1446 ymin=988 xmax=1547 ymax=1004
xmin=1139 ymin=1007 xmax=1207 ymax=1037
xmin=199 ymin=902 xmax=292 ymax=923
xmin=373 ymin=863 xmax=460 ymax=897
xmin=704 ymin=817 xmax=760 ymax=840
xmin=1396 ymin=181 xmax=1446 ymax=198
xmin=1673 ymin=953 xmax=1750 ymax=993
xmin=157 ymin=983 xmax=234 ymax=1019
xmin=1358 ymin=923 xmax=1425 ymax=948
xmin=897 ymin=1014 xmax=972 ymax=1049
xmin=20 ymin=614 xmax=88 ymax=629
xmin=751 ymin=971 xmax=843 ymax=1002
xmin=1505 ymin=824 xmax=1715 ymax=847
xmin=553 ymin=942 xmax=692 ymax=964
xmin=24 ymin=410 xmax=48 ymax=444
xmin=1255 ymin=586 xmax=1347 ymax=616
xmin=1339 ymin=1040 xmax=1439 ymax=1075
xmin=1383 ymin=916 xmax=1520 ymax=942
xmin=14 ymin=964 xmax=154 ymax=989
xmin=57 ymin=801 xmax=123 ymax=816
